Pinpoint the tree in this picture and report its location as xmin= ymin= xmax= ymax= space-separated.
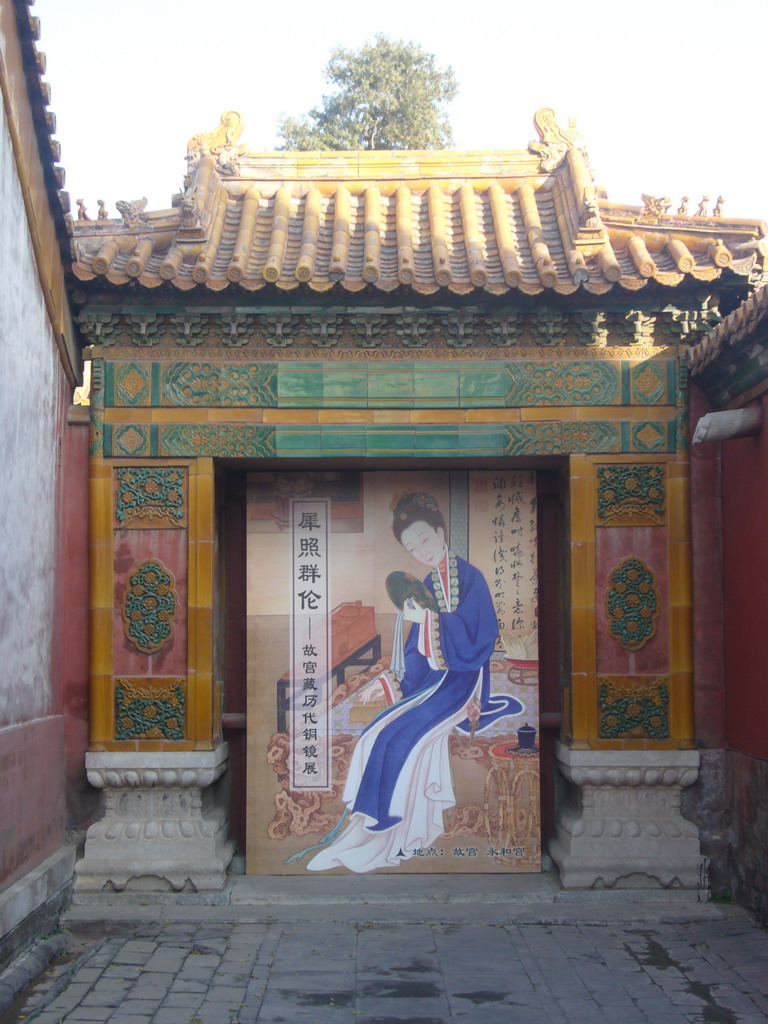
xmin=277 ymin=36 xmax=457 ymax=151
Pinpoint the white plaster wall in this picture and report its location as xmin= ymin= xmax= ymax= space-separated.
xmin=0 ymin=107 xmax=61 ymax=724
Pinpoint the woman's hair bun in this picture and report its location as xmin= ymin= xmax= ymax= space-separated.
xmin=391 ymin=492 xmax=446 ymax=541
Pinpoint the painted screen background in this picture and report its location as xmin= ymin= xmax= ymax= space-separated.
xmin=246 ymin=470 xmax=540 ymax=874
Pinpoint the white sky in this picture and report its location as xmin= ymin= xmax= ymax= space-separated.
xmin=35 ymin=0 xmax=768 ymax=225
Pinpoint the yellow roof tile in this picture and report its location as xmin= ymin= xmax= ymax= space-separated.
xmin=71 ymin=109 xmax=767 ymax=296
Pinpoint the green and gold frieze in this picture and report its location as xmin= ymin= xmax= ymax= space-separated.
xmin=105 ymin=422 xmax=277 ymax=459
xmin=100 ymin=357 xmax=678 ymax=411
xmin=106 ymin=361 xmax=277 ymax=408
xmin=99 ymin=418 xmax=678 ymax=460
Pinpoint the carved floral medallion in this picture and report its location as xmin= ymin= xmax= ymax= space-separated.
xmin=605 ymin=556 xmax=659 ymax=651
xmin=122 ymin=559 xmax=178 ymax=654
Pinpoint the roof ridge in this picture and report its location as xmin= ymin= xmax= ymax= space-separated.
xmin=10 ymin=0 xmax=71 ymax=252
xmin=70 ymin=109 xmax=767 ymax=298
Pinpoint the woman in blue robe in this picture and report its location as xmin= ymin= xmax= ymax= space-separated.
xmin=307 ymin=492 xmax=504 ymax=873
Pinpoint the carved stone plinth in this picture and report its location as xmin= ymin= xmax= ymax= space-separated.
xmin=75 ymin=746 xmax=235 ymax=892
xmin=549 ymin=743 xmax=705 ymax=890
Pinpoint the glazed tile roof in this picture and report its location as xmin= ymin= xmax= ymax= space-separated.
xmin=71 ymin=109 xmax=767 ymax=297
xmin=688 ymin=282 xmax=768 ymax=402
xmin=9 ymin=0 xmax=71 ymax=258
xmin=689 ymin=284 xmax=768 ymax=375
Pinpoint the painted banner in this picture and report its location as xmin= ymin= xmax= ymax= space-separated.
xmin=247 ymin=470 xmax=540 ymax=874
xmin=289 ymin=498 xmax=331 ymax=791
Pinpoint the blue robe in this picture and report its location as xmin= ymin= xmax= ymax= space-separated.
xmin=351 ymin=554 xmax=499 ymax=831
xmin=304 ymin=552 xmax=523 ymax=870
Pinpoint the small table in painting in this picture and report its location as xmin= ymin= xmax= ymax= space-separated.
xmin=483 ymin=742 xmax=541 ymax=865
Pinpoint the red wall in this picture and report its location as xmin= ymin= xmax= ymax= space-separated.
xmin=690 ymin=387 xmax=725 ymax=749
xmin=0 ymin=376 xmax=90 ymax=890
xmin=722 ymin=392 xmax=768 ymax=761
xmin=55 ymin=396 xmax=94 ymax=831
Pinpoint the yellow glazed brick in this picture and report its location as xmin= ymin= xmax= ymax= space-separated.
xmin=517 ymin=407 xmax=677 ymax=423
xmin=373 ymin=410 xmax=411 ymax=423
xmin=186 ymin=537 xmax=199 ymax=608
xmin=186 ymin=473 xmax=198 ymax=538
xmin=667 ymin=476 xmax=691 ymax=543
xmin=89 ymin=478 xmax=112 ymax=544
xmin=570 ymin=475 xmax=596 ymax=543
xmin=574 ymin=407 xmax=620 ymax=421
xmin=519 ymin=408 xmax=568 ymax=421
xmin=639 ymin=407 xmax=676 ymax=422
xmin=105 ymin=408 xmax=153 ymax=423
xmin=570 ymin=542 xmax=596 ymax=609
xmin=570 ymin=606 xmax=596 ymax=677
xmin=570 ymin=673 xmax=598 ymax=742
xmin=669 ymin=605 xmax=693 ymax=674
xmin=192 ymin=739 xmax=217 ymax=752
xmin=128 ymin=739 xmax=163 ymax=753
xmin=263 ymin=409 xmax=319 ymax=423
xmin=187 ymin=671 xmax=214 ymax=740
xmin=591 ymin=738 xmax=632 ymax=751
xmin=188 ymin=607 xmax=214 ymax=673
xmin=591 ymin=453 xmax=674 ymax=467
xmin=588 ymin=406 xmax=675 ymax=421
xmin=668 ymin=671 xmax=695 ymax=743
xmin=668 ymin=542 xmax=693 ymax=609
xmin=90 ymin=543 xmax=113 ymax=610
xmin=191 ymin=458 xmax=215 ymax=479
xmin=150 ymin=408 xmax=203 ymax=424
xmin=90 ymin=459 xmax=113 ymax=479
xmin=89 ymin=674 xmax=114 ymax=744
xmin=318 ymin=410 xmax=371 ymax=423
xmin=89 ymin=608 xmax=114 ymax=675
xmin=466 ymin=409 xmax=520 ymax=423
xmin=189 ymin=541 xmax=215 ymax=608
xmin=208 ymin=409 xmax=263 ymax=422
xmin=569 ymin=454 xmax=595 ymax=480
xmin=191 ymin=474 xmax=215 ymax=543
xmin=409 ymin=409 xmax=467 ymax=424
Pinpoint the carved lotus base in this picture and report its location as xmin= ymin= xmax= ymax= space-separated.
xmin=549 ymin=743 xmax=706 ymax=890
xmin=75 ymin=746 xmax=235 ymax=892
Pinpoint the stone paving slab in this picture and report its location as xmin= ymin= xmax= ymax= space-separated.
xmin=4 ymin=904 xmax=767 ymax=1024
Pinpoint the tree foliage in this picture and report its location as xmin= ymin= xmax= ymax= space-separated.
xmin=277 ymin=36 xmax=457 ymax=151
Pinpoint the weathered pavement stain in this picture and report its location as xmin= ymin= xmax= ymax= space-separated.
xmin=365 ymin=957 xmax=440 ymax=976
xmin=277 ymin=987 xmax=354 ymax=1007
xmin=625 ymin=930 xmax=740 ymax=1024
xmin=359 ymin=979 xmax=443 ymax=999
xmin=451 ymin=989 xmax=510 ymax=1005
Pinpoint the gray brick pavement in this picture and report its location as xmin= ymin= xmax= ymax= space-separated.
xmin=9 ymin=905 xmax=768 ymax=1024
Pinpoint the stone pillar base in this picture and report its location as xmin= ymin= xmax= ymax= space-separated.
xmin=549 ymin=743 xmax=706 ymax=890
xmin=75 ymin=745 xmax=235 ymax=893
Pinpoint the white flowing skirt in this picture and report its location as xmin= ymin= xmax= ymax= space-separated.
xmin=307 ymin=671 xmax=479 ymax=873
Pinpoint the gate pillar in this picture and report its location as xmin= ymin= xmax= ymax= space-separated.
xmin=77 ymin=397 xmax=233 ymax=891
xmin=550 ymin=454 xmax=705 ymax=890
